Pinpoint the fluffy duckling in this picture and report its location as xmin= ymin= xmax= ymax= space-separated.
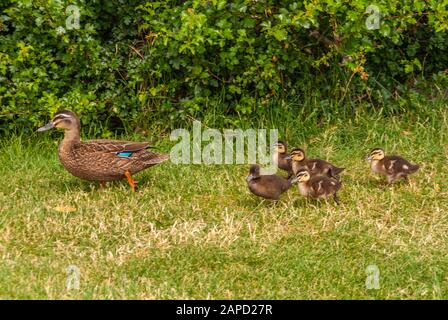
xmin=288 ymin=148 xmax=344 ymax=179
xmin=366 ymin=148 xmax=419 ymax=184
xmin=246 ymin=164 xmax=295 ymax=200
xmin=295 ymin=169 xmax=342 ymax=204
xmin=272 ymin=141 xmax=293 ymax=178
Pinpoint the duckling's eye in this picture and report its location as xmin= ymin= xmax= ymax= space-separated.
xmin=297 ymin=172 xmax=307 ymax=179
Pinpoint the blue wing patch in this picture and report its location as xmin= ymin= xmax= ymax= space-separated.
xmin=116 ymin=151 xmax=133 ymax=158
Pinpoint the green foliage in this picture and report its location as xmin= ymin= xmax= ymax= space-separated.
xmin=0 ymin=0 xmax=447 ymax=133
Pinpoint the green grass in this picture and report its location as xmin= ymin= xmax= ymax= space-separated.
xmin=1 ymin=100 xmax=447 ymax=299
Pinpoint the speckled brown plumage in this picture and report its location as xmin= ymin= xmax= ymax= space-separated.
xmin=58 ymin=139 xmax=169 ymax=182
xmin=295 ymin=169 xmax=341 ymax=204
xmin=290 ymin=148 xmax=344 ymax=179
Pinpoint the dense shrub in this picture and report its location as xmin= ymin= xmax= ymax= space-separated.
xmin=0 ymin=0 xmax=447 ymax=133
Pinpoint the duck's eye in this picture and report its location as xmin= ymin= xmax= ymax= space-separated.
xmin=53 ymin=119 xmax=71 ymax=127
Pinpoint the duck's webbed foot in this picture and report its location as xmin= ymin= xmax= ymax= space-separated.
xmin=124 ymin=171 xmax=138 ymax=192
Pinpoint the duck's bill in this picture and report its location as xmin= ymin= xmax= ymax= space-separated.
xmin=246 ymin=174 xmax=254 ymax=183
xmin=284 ymin=155 xmax=292 ymax=160
xmin=365 ymin=155 xmax=372 ymax=161
xmin=290 ymin=177 xmax=298 ymax=184
xmin=37 ymin=122 xmax=54 ymax=132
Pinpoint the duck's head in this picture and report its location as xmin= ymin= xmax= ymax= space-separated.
xmin=37 ymin=110 xmax=80 ymax=133
xmin=246 ymin=164 xmax=261 ymax=183
xmin=289 ymin=148 xmax=305 ymax=162
xmin=295 ymin=169 xmax=310 ymax=183
xmin=273 ymin=141 xmax=287 ymax=154
xmin=366 ymin=148 xmax=385 ymax=161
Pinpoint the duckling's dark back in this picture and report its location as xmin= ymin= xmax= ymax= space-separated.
xmin=248 ymin=175 xmax=291 ymax=200
xmin=384 ymin=155 xmax=419 ymax=174
xmin=308 ymin=175 xmax=341 ymax=197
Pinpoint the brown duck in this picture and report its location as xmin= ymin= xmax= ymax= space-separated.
xmin=295 ymin=169 xmax=342 ymax=204
xmin=287 ymin=148 xmax=344 ymax=179
xmin=246 ymin=164 xmax=295 ymax=200
xmin=37 ymin=110 xmax=169 ymax=191
xmin=366 ymin=148 xmax=419 ymax=184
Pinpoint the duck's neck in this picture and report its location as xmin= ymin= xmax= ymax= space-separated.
xmin=61 ymin=127 xmax=81 ymax=146
xmin=298 ymin=182 xmax=309 ymax=196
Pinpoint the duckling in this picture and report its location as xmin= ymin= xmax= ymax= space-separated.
xmin=287 ymin=148 xmax=344 ymax=179
xmin=272 ymin=141 xmax=293 ymax=178
xmin=246 ymin=164 xmax=295 ymax=200
xmin=366 ymin=148 xmax=419 ymax=184
xmin=37 ymin=110 xmax=169 ymax=191
xmin=295 ymin=169 xmax=342 ymax=204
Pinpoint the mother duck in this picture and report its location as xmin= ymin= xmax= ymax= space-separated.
xmin=38 ymin=110 xmax=169 ymax=191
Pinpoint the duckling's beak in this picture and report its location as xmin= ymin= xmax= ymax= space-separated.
xmin=37 ymin=122 xmax=55 ymax=132
xmin=365 ymin=155 xmax=372 ymax=161
xmin=246 ymin=174 xmax=254 ymax=183
xmin=284 ymin=155 xmax=291 ymax=160
xmin=290 ymin=177 xmax=298 ymax=184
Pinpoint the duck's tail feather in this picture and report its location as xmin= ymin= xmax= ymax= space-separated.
xmin=141 ymin=152 xmax=170 ymax=165
xmin=331 ymin=167 xmax=345 ymax=176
